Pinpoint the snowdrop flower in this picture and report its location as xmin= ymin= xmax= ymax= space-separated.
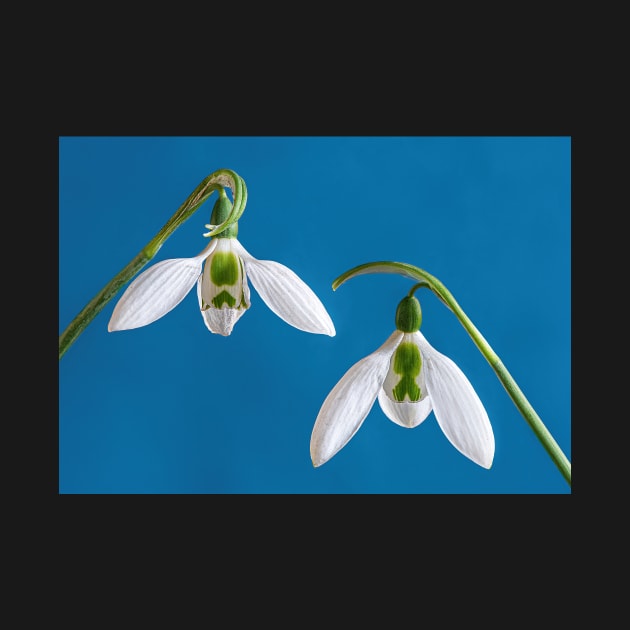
xmin=310 ymin=291 xmax=494 ymax=468
xmin=108 ymin=188 xmax=335 ymax=337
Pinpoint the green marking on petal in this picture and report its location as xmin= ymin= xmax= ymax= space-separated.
xmin=392 ymin=342 xmax=422 ymax=402
xmin=210 ymin=252 xmax=240 ymax=286
xmin=212 ymin=290 xmax=237 ymax=308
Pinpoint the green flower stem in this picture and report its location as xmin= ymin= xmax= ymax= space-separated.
xmin=59 ymin=169 xmax=247 ymax=360
xmin=333 ymin=261 xmax=571 ymax=487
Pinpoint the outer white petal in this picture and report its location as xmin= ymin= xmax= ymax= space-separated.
xmin=233 ymin=240 xmax=336 ymax=336
xmin=108 ymin=241 xmax=217 ymax=332
xmin=310 ymin=331 xmax=403 ymax=466
xmin=416 ymin=331 xmax=495 ymax=469
xmin=377 ymin=391 xmax=433 ymax=428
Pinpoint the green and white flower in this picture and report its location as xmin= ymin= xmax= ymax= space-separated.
xmin=108 ymin=190 xmax=335 ymax=337
xmin=310 ymin=294 xmax=494 ymax=468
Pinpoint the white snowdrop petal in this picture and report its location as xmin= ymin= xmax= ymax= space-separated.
xmin=416 ymin=332 xmax=495 ymax=469
xmin=310 ymin=331 xmax=403 ymax=466
xmin=234 ymin=242 xmax=335 ymax=336
xmin=108 ymin=258 xmax=202 ymax=331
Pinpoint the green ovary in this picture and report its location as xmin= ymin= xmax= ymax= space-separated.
xmin=392 ymin=342 xmax=422 ymax=402
xmin=210 ymin=252 xmax=240 ymax=286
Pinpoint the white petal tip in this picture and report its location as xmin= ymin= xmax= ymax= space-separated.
xmin=471 ymin=449 xmax=494 ymax=469
xmin=285 ymin=315 xmax=335 ymax=336
xmin=312 ymin=319 xmax=336 ymax=336
xmin=292 ymin=322 xmax=336 ymax=336
xmin=310 ymin=443 xmax=330 ymax=467
xmin=311 ymin=327 xmax=335 ymax=337
xmin=107 ymin=319 xmax=121 ymax=332
xmin=311 ymin=455 xmax=326 ymax=468
xmin=481 ymin=456 xmax=494 ymax=470
xmin=107 ymin=316 xmax=137 ymax=332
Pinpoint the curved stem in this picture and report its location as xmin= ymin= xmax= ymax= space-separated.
xmin=59 ymin=169 xmax=247 ymax=360
xmin=408 ymin=282 xmax=430 ymax=296
xmin=333 ymin=261 xmax=571 ymax=487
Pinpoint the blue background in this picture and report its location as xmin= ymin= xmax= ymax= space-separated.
xmin=58 ymin=136 xmax=571 ymax=494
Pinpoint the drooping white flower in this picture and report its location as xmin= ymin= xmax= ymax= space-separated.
xmin=108 ymin=191 xmax=335 ymax=337
xmin=310 ymin=294 xmax=494 ymax=468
